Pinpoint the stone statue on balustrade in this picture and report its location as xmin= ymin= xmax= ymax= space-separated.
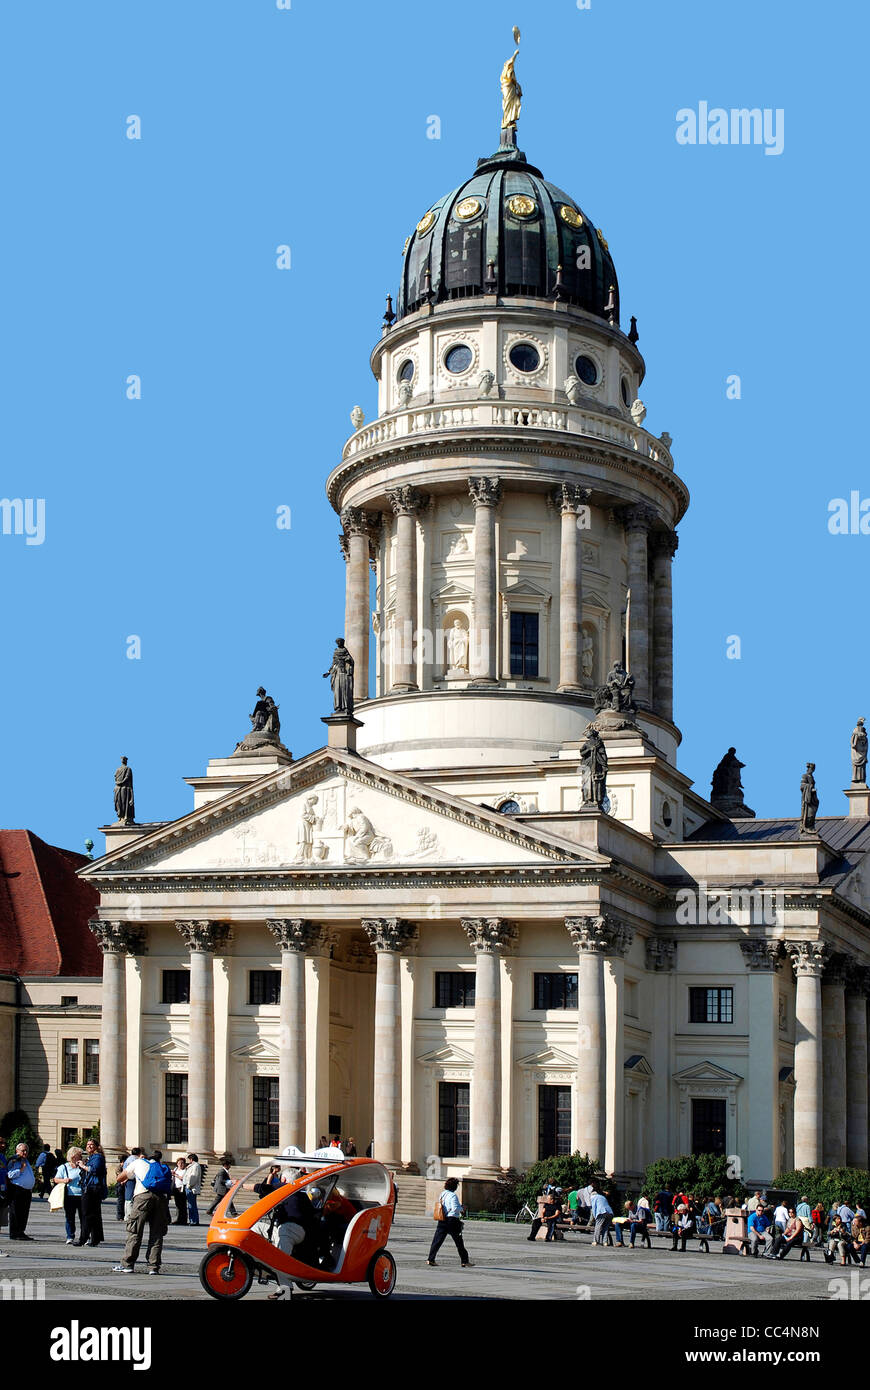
xmin=233 ymin=687 xmax=291 ymax=758
xmin=851 ymin=718 xmax=868 ymax=784
xmin=324 ymin=638 xmax=355 ymax=718
xmin=710 ymin=747 xmax=755 ymax=820
xmin=800 ymin=762 xmax=819 ymax=833
xmin=594 ymin=661 xmax=636 ymax=716
xmin=113 ymin=757 xmax=135 ymax=825
xmin=578 ymin=728 xmax=608 ymax=809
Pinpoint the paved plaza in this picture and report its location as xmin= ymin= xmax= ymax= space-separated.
xmin=0 ymin=1202 xmax=852 ymax=1301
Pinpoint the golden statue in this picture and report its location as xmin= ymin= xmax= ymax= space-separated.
xmin=500 ymin=26 xmax=522 ymax=129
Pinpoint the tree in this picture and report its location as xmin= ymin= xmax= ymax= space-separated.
xmin=642 ymin=1154 xmax=745 ymax=1202
xmin=773 ymin=1166 xmax=870 ymax=1210
xmin=515 ymin=1153 xmax=602 ymax=1208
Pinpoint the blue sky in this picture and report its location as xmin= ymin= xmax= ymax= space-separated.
xmin=1 ymin=0 xmax=866 ymax=850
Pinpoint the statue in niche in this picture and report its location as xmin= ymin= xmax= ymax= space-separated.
xmin=113 ymin=757 xmax=135 ymax=825
xmin=581 ymin=629 xmax=595 ymax=682
xmin=446 ymin=533 xmax=470 ymax=559
xmin=800 ymin=762 xmax=819 ymax=833
xmin=397 ymin=380 xmax=413 ymax=407
xmin=343 ymin=807 xmax=393 ymax=863
xmin=446 ymin=618 xmax=469 ymax=671
xmin=851 ymin=718 xmax=868 ymax=784
xmin=295 ymin=794 xmax=321 ymax=863
xmin=324 ymin=638 xmax=355 ymax=717
xmin=578 ymin=728 xmax=608 ymax=809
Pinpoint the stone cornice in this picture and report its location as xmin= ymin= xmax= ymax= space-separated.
xmin=81 ymin=862 xmax=607 ymax=895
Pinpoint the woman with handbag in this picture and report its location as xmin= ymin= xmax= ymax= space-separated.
xmin=427 ymin=1176 xmax=473 ymax=1268
xmin=78 ymin=1139 xmax=107 ymax=1247
xmin=52 ymin=1147 xmax=85 ymax=1245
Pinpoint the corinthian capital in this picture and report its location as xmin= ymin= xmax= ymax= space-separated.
xmin=468 ymin=477 xmax=502 ymax=509
xmin=565 ymin=913 xmax=632 ymax=956
xmin=362 ymin=918 xmax=418 ymax=953
xmin=88 ymin=919 xmax=146 ymax=955
xmin=786 ymin=939 xmax=829 ymax=978
xmin=552 ymin=482 xmax=591 ymax=515
xmin=386 ymin=485 xmax=427 ymax=517
xmin=739 ymin=938 xmax=783 ymax=972
xmin=650 ymin=529 xmax=679 ymax=558
xmin=461 ymin=918 xmax=517 ymax=954
xmin=340 ymin=506 xmax=374 ymax=538
xmin=175 ymin=920 xmax=231 ymax=953
xmin=266 ymin=919 xmax=327 ymax=954
xmin=622 ymin=503 xmax=657 ymax=533
xmin=645 ymin=937 xmax=676 ymax=972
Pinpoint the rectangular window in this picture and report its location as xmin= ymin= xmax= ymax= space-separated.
xmin=249 ymin=970 xmax=281 ymax=1006
xmin=689 ymin=987 xmax=733 ymax=1024
xmin=692 ymin=1098 xmax=727 ymax=1155
xmin=165 ymin=1073 xmax=188 ymax=1145
xmin=438 ymin=1082 xmax=470 ymax=1158
xmin=84 ymin=1039 xmax=100 ymax=1086
xmin=538 ymin=1085 xmax=572 ymax=1159
xmin=434 ymin=971 xmax=476 ymax=1008
xmin=62 ymin=1038 xmax=79 ymax=1085
xmin=533 ymin=973 xmax=579 ymax=1010
xmin=60 ymin=996 xmax=78 ymax=1007
xmin=162 ymin=970 xmax=190 ymax=1005
xmin=253 ymin=1077 xmax=279 ymax=1149
xmin=509 ymin=611 xmax=539 ymax=678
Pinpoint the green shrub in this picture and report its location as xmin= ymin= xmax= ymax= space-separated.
xmin=773 ymin=1167 xmax=870 ymax=1210
xmin=642 ymin=1154 xmax=745 ymax=1202
xmin=4 ymin=1117 xmax=42 ymax=1161
xmin=515 ymin=1152 xmax=602 ymax=1207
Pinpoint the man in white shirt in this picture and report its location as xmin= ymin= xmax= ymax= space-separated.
xmin=773 ymin=1201 xmax=789 ymax=1233
xmin=112 ymin=1153 xmax=170 ymax=1275
xmin=6 ymin=1143 xmax=36 ymax=1241
xmin=183 ymin=1153 xmax=203 ymax=1226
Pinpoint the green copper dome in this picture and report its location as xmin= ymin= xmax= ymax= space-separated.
xmin=396 ymin=141 xmax=620 ymax=323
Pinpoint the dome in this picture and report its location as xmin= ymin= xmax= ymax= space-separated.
xmin=396 ymin=140 xmax=619 ymax=323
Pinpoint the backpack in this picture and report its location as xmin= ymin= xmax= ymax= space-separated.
xmin=140 ymin=1161 xmax=173 ymax=1195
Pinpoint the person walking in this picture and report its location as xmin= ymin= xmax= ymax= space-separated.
xmin=52 ymin=1147 xmax=85 ymax=1245
xmin=78 ymin=1139 xmax=107 ymax=1247
xmin=6 ymin=1142 xmax=36 ymax=1241
xmin=589 ymin=1187 xmax=614 ymax=1246
xmin=172 ymin=1158 xmax=188 ymax=1225
xmin=653 ymin=1186 xmax=672 ymax=1233
xmin=207 ymin=1155 xmax=237 ymax=1217
xmin=112 ymin=1152 xmax=172 ymax=1275
xmin=427 ymin=1177 xmax=473 ymax=1268
xmin=183 ymin=1153 xmax=202 ymax=1226
xmin=34 ymin=1144 xmax=56 ymax=1199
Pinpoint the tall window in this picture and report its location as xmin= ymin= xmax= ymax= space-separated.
xmin=538 ymin=1085 xmax=572 ymax=1159
xmin=692 ymin=1098 xmax=726 ymax=1155
xmin=533 ymin=973 xmax=578 ymax=1010
xmin=165 ymin=1073 xmax=188 ymax=1144
xmin=509 ymin=611 xmax=539 ymax=678
xmin=434 ymin=972 xmax=476 ymax=1008
xmin=253 ymin=1077 xmax=279 ymax=1148
xmin=62 ymin=1039 xmax=79 ymax=1085
xmin=84 ymin=1039 xmax=100 ymax=1085
xmin=162 ymin=970 xmax=190 ymax=1004
xmin=249 ymin=971 xmax=281 ymax=1006
xmin=438 ymin=1082 xmax=470 ymax=1158
xmin=689 ymin=987 xmax=733 ymax=1023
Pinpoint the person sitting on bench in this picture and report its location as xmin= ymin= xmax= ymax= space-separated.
xmin=670 ymin=1203 xmax=696 ymax=1251
xmin=771 ymin=1210 xmax=804 ymax=1260
xmin=748 ymin=1204 xmax=772 ymax=1257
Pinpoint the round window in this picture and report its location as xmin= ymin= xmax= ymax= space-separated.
xmin=575 ymin=355 xmax=598 ymax=386
xmin=509 ymin=342 xmax=541 ymax=374
xmin=498 ymin=799 xmax=521 ymax=815
xmin=398 ymin=359 xmax=414 ymax=383
xmin=621 ymin=376 xmax=631 ymax=406
xmin=444 ymin=344 xmax=473 ymax=374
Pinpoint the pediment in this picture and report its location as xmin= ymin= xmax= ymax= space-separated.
xmin=430 ymin=579 xmax=473 ymax=601
xmin=502 ymin=577 xmax=551 ymax=599
xmin=672 ymin=1060 xmax=743 ymax=1084
xmin=142 ymin=1037 xmax=188 ymax=1061
xmin=517 ymin=1046 xmax=576 ymax=1069
xmin=83 ymin=749 xmax=604 ymax=878
xmin=417 ymin=1044 xmax=474 ymax=1067
xmin=624 ymin=1054 xmax=654 ymax=1076
xmin=231 ymin=1039 xmax=280 ymax=1062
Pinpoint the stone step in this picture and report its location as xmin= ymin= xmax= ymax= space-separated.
xmin=394 ymin=1175 xmax=428 ymax=1216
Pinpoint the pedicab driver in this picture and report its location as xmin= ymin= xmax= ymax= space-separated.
xmin=253 ymin=1176 xmax=322 ymax=1300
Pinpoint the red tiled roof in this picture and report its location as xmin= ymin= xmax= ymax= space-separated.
xmin=0 ymin=830 xmax=101 ymax=977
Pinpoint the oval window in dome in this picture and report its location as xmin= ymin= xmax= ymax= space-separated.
xmin=455 ymin=196 xmax=482 ymax=221
xmin=559 ymin=204 xmax=584 ymax=228
xmin=507 ymin=193 xmax=536 ymax=218
xmin=621 ymin=376 xmax=631 ymax=406
xmin=509 ymin=342 xmax=541 ymax=374
xmin=398 ymin=359 xmax=415 ymax=383
xmin=444 ymin=344 xmax=473 ymax=374
xmin=498 ymin=799 xmax=522 ymax=815
xmin=416 ymin=209 xmax=437 ymax=236
xmin=575 ymin=355 xmax=598 ymax=387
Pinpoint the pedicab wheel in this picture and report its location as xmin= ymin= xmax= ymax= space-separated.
xmin=199 ymin=1247 xmax=254 ymax=1301
xmin=294 ymin=1280 xmax=317 ymax=1291
xmin=367 ymin=1248 xmax=397 ymax=1298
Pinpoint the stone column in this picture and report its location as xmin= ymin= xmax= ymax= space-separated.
xmin=602 ymin=919 xmax=633 ymax=1174
xmin=340 ymin=506 xmax=373 ymax=701
xmin=622 ymin=504 xmax=656 ymax=708
xmin=821 ymin=954 xmax=848 ymax=1167
xmin=554 ymin=483 xmax=590 ymax=692
xmin=650 ymin=529 xmax=678 ymax=723
xmin=462 ymin=918 xmax=516 ymax=1176
xmin=363 ymin=919 xmax=417 ymax=1168
xmin=176 ymin=920 xmax=229 ymax=1155
xmin=88 ymin=920 xmax=143 ymax=1157
xmin=566 ymin=915 xmax=622 ymax=1165
xmin=468 ymin=477 xmax=502 ymax=684
xmin=845 ymin=966 xmax=870 ymax=1168
xmin=740 ymin=939 xmax=783 ymax=1186
xmin=787 ymin=941 xmax=828 ymax=1169
xmin=386 ymin=486 xmax=425 ymax=691
xmin=266 ymin=919 xmax=324 ymax=1150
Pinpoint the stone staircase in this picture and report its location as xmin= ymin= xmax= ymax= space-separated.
xmin=394 ymin=1175 xmax=428 ymax=1216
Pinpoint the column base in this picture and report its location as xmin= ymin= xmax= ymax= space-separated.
xmin=469 ymin=677 xmax=498 ymax=688
xmin=557 ymin=683 xmax=585 ymax=695
xmin=389 ymin=682 xmax=418 ymax=693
